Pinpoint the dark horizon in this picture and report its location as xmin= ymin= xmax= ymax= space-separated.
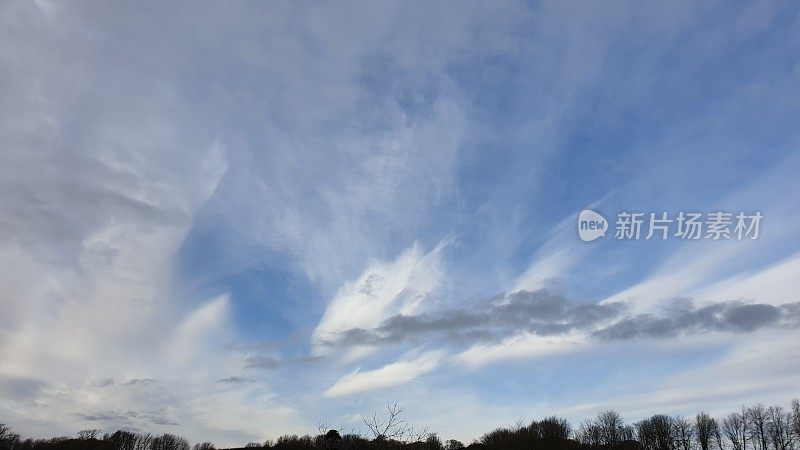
xmin=2 ymin=399 xmax=799 ymax=450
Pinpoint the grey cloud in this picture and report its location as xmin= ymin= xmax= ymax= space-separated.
xmin=724 ymin=304 xmax=781 ymax=331
xmin=76 ymin=409 xmax=178 ymax=426
xmin=594 ymin=301 xmax=787 ymax=340
xmin=217 ymin=376 xmax=254 ymax=384
xmin=129 ymin=410 xmax=179 ymax=426
xmin=225 ymin=340 xmax=280 ymax=353
xmin=244 ymin=356 xmax=281 ymax=369
xmin=125 ymin=378 xmax=156 ymax=386
xmin=0 ymin=375 xmax=46 ymax=401
xmin=91 ymin=378 xmax=115 ymax=388
xmin=245 ymin=355 xmax=325 ymax=370
xmin=151 ymin=418 xmax=180 ymax=426
xmin=327 ymin=290 xmax=627 ymax=346
xmin=76 ymin=411 xmax=130 ymax=422
xmin=779 ymin=302 xmax=800 ymax=325
xmin=323 ymin=289 xmax=800 ymax=347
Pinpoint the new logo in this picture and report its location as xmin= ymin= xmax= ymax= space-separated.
xmin=578 ymin=209 xmax=608 ymax=242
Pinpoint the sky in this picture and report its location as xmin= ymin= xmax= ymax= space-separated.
xmin=1 ymin=0 xmax=800 ymax=446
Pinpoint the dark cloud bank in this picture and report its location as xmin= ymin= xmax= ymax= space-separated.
xmin=323 ymin=290 xmax=800 ymax=348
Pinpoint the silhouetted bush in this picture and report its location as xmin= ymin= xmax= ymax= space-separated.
xmin=273 ymin=435 xmax=314 ymax=450
xmin=443 ymin=440 xmax=463 ymax=450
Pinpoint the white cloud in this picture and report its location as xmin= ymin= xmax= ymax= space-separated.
xmin=558 ymin=330 xmax=800 ymax=421
xmin=601 ymin=241 xmax=751 ymax=313
xmin=603 ymin=153 xmax=800 ymax=314
xmin=323 ymin=350 xmax=443 ymax=398
xmin=0 ymin=2 xmax=301 ymax=442
xmin=312 ymin=242 xmax=446 ymax=354
xmin=165 ymin=296 xmax=231 ymax=367
xmin=2 ymin=0 xmax=799 ymax=444
xmin=512 ymin=228 xmax=586 ymax=293
xmin=454 ymin=331 xmax=588 ymax=369
xmin=183 ymin=385 xmax=306 ymax=446
xmin=203 ymin=10 xmax=472 ymax=288
xmin=690 ymin=252 xmax=800 ymax=305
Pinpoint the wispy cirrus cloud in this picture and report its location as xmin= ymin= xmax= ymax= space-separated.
xmin=323 ymin=350 xmax=444 ymax=398
xmin=3 ymin=0 xmax=800 ymax=445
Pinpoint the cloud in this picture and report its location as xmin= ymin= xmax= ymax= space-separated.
xmin=2 ymin=0 xmax=799 ymax=444
xmin=91 ymin=378 xmax=115 ymax=388
xmin=323 ymin=350 xmax=444 ymax=398
xmin=557 ymin=329 xmax=800 ymax=420
xmin=312 ymin=242 xmax=447 ymax=355
xmin=455 ymin=332 xmax=587 ymax=368
xmin=0 ymin=375 xmax=46 ymax=401
xmin=593 ymin=301 xmax=793 ymax=340
xmin=216 ymin=377 xmax=253 ymax=384
xmin=602 ymin=154 xmax=800 ymax=314
xmin=324 ymin=290 xmax=620 ymax=347
xmin=244 ymin=355 xmax=324 ymax=370
xmin=0 ymin=3 xmax=303 ymax=443
xmin=125 ymin=379 xmax=156 ymax=386
xmin=511 ymin=211 xmax=594 ymax=293
xmin=75 ymin=411 xmax=130 ymax=422
xmin=323 ymin=289 xmax=799 ymax=351
xmin=690 ymin=252 xmax=800 ymax=305
xmin=75 ymin=409 xmax=179 ymax=426
xmin=164 ymin=295 xmax=231 ymax=366
xmin=203 ymin=6 xmax=473 ymax=287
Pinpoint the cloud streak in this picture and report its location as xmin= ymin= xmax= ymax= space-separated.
xmin=323 ymin=351 xmax=444 ymax=398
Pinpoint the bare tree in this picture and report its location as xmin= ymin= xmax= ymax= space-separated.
xmin=792 ymin=400 xmax=800 ymax=442
xmin=77 ymin=429 xmax=101 ymax=440
xmin=714 ymin=420 xmax=725 ymax=450
xmin=674 ymin=416 xmax=694 ymax=450
xmin=134 ymin=433 xmax=154 ymax=450
xmin=151 ymin=433 xmax=191 ymax=450
xmin=696 ymin=412 xmax=719 ymax=450
xmin=0 ymin=424 xmax=12 ymax=443
xmin=106 ymin=430 xmax=139 ymax=450
xmin=539 ymin=416 xmax=572 ymax=441
xmin=577 ymin=410 xmax=634 ymax=448
xmin=444 ymin=439 xmax=465 ymax=449
xmin=193 ymin=443 xmax=215 ymax=450
xmin=425 ymin=433 xmax=444 ymax=450
xmin=597 ymin=410 xmax=631 ymax=447
xmin=511 ymin=418 xmax=527 ymax=433
xmin=767 ymin=406 xmax=795 ymax=450
xmin=635 ymin=414 xmax=674 ymax=450
xmin=0 ymin=424 xmax=21 ymax=449
xmin=363 ymin=401 xmax=413 ymax=441
xmin=722 ymin=409 xmax=749 ymax=450
xmin=578 ymin=418 xmax=603 ymax=448
xmin=316 ymin=420 xmax=330 ymax=436
xmin=748 ymin=404 xmax=769 ymax=450
xmin=408 ymin=425 xmax=431 ymax=443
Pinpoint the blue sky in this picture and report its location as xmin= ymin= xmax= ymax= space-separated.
xmin=1 ymin=0 xmax=800 ymax=446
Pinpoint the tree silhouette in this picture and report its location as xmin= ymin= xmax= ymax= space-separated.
xmin=3 ymin=399 xmax=800 ymax=450
xmin=696 ymin=412 xmax=719 ymax=450
xmin=363 ymin=401 xmax=413 ymax=441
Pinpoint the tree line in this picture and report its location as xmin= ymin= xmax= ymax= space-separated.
xmin=1 ymin=399 xmax=799 ymax=450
